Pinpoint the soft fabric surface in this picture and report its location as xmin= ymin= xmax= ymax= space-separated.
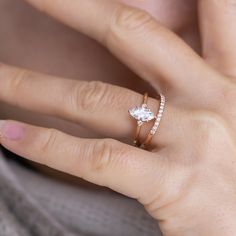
xmin=0 ymin=149 xmax=161 ymax=236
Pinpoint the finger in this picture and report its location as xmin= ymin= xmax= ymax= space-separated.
xmin=0 ymin=63 xmax=175 ymax=146
xmin=120 ymin=0 xmax=159 ymax=22
xmin=0 ymin=120 xmax=166 ymax=203
xmin=25 ymin=0 xmax=221 ymax=95
xmin=198 ymin=0 xmax=236 ymax=77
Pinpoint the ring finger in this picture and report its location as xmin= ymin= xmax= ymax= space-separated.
xmin=0 ymin=64 xmax=175 ymax=147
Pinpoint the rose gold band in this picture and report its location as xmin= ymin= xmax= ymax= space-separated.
xmin=142 ymin=94 xmax=165 ymax=149
xmin=129 ymin=92 xmax=165 ymax=149
xmin=133 ymin=92 xmax=148 ymax=147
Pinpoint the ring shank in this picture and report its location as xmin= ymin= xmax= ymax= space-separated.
xmin=134 ymin=92 xmax=148 ymax=147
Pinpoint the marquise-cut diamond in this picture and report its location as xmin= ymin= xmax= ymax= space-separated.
xmin=129 ymin=105 xmax=155 ymax=122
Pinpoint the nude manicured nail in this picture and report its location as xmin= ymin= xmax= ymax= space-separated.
xmin=0 ymin=121 xmax=25 ymax=141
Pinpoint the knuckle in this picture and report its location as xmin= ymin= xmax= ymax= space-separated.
xmin=114 ymin=6 xmax=152 ymax=30
xmin=191 ymin=110 xmax=227 ymax=141
xmin=9 ymin=69 xmax=30 ymax=94
xmin=90 ymin=139 xmax=117 ymax=173
xmin=39 ymin=129 xmax=58 ymax=162
xmin=71 ymin=81 xmax=110 ymax=113
xmin=106 ymin=6 xmax=153 ymax=44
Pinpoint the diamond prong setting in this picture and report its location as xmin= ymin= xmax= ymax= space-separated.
xmin=128 ymin=104 xmax=155 ymax=123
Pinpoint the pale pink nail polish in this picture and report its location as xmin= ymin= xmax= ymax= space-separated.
xmin=0 ymin=121 xmax=25 ymax=141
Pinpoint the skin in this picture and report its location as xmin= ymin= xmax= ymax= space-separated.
xmin=0 ymin=0 xmax=199 ymax=134
xmin=0 ymin=0 xmax=198 ymax=180
xmin=1 ymin=0 xmax=236 ymax=235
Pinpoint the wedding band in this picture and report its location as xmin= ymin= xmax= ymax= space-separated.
xmin=142 ymin=94 xmax=166 ymax=148
xmin=128 ymin=93 xmax=156 ymax=147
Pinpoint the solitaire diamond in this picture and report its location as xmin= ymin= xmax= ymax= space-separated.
xmin=129 ymin=104 xmax=155 ymax=122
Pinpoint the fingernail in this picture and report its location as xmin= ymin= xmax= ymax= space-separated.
xmin=0 ymin=121 xmax=25 ymax=141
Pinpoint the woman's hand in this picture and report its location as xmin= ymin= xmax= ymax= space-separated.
xmin=0 ymin=0 xmax=198 ymax=134
xmin=1 ymin=0 xmax=236 ymax=235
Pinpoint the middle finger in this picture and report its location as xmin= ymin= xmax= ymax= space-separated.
xmin=25 ymin=0 xmax=219 ymax=95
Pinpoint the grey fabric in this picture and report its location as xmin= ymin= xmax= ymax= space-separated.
xmin=0 ymin=149 xmax=162 ymax=236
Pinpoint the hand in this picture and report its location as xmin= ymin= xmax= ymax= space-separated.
xmin=0 ymin=0 xmax=198 ymax=134
xmin=1 ymin=1 xmax=236 ymax=235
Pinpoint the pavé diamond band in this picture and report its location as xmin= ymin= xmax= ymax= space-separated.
xmin=142 ymin=94 xmax=165 ymax=148
xmin=128 ymin=93 xmax=165 ymax=148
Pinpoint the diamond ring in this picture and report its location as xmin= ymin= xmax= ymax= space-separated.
xmin=128 ymin=93 xmax=155 ymax=146
xmin=128 ymin=93 xmax=166 ymax=148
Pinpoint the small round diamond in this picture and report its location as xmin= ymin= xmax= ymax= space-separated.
xmin=147 ymin=94 xmax=165 ymax=138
